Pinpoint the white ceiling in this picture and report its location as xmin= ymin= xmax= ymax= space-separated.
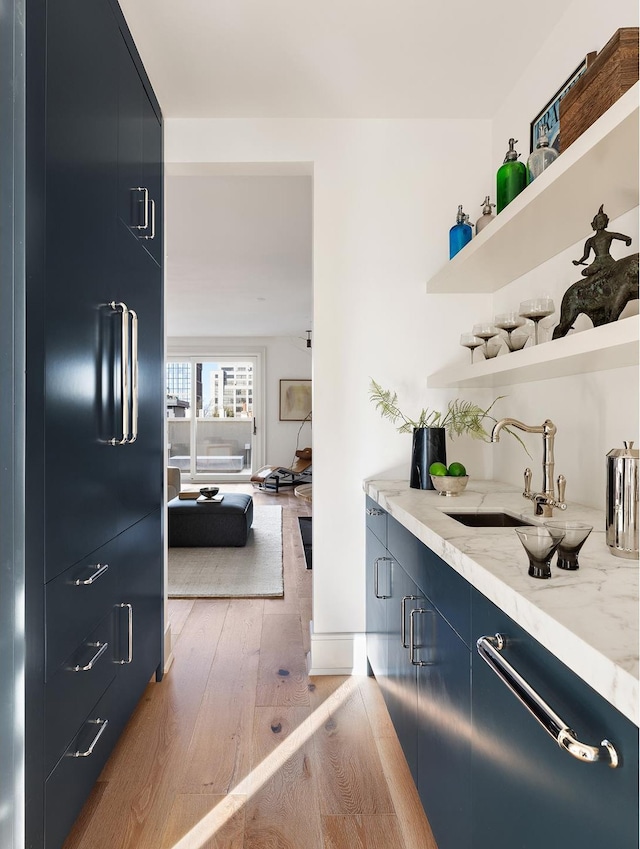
xmin=119 ymin=0 xmax=576 ymax=337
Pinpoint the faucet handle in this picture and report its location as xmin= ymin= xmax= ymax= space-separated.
xmin=557 ymin=474 xmax=566 ymax=504
xmin=523 ymin=468 xmax=532 ymax=496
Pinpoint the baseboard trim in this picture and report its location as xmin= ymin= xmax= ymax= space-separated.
xmin=307 ymin=622 xmax=367 ymax=676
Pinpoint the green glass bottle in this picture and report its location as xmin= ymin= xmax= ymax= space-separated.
xmin=496 ymin=138 xmax=527 ymax=213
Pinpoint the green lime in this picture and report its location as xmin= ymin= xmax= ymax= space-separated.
xmin=429 ymin=462 xmax=448 ymax=476
xmin=447 ymin=462 xmax=467 ymax=477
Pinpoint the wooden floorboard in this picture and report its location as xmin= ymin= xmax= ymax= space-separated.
xmin=63 ymin=485 xmax=434 ymax=849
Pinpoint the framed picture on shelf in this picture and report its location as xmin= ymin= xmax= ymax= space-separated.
xmin=279 ymin=379 xmax=312 ymax=421
xmin=530 ymin=52 xmax=596 ymax=154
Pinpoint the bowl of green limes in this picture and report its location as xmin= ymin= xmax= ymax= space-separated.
xmin=429 ymin=461 xmax=469 ymax=496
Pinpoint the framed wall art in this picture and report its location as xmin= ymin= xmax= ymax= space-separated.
xmin=530 ymin=52 xmax=596 ymax=154
xmin=279 ymin=379 xmax=312 ymax=421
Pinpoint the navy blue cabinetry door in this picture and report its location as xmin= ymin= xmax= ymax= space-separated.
xmin=386 ymin=560 xmax=420 ymax=781
xmin=365 ymin=528 xmax=390 ymax=683
xmin=115 ymin=509 xmax=163 ymax=718
xmin=471 ymin=588 xmax=639 ymax=849
xmin=43 ymin=0 xmax=121 ymax=580
xmin=416 ymin=604 xmax=471 ymax=849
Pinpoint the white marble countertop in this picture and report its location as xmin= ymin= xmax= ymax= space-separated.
xmin=364 ymin=477 xmax=639 ymax=726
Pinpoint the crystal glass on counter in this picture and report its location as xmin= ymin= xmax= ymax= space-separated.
xmin=514 ymin=525 xmax=565 ymax=579
xmin=472 ymin=323 xmax=500 ymax=358
xmin=545 ymin=521 xmax=593 ymax=570
xmin=494 ymin=311 xmax=526 ymax=350
xmin=460 ymin=332 xmax=484 ymax=364
xmin=518 ymin=298 xmax=555 ymax=345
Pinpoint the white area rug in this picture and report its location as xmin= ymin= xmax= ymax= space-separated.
xmin=168 ymin=506 xmax=283 ymax=598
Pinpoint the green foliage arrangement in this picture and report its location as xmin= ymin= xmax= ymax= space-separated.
xmin=369 ymin=378 xmax=528 ymax=452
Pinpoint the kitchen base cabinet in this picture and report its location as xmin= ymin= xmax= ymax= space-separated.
xmin=471 ymin=587 xmax=639 ymax=849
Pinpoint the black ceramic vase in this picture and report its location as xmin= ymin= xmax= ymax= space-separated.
xmin=410 ymin=427 xmax=447 ymax=490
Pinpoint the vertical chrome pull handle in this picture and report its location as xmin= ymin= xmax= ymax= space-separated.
xmin=73 ymin=563 xmax=109 ymax=585
xmin=129 ymin=309 xmax=139 ymax=443
xmin=131 ymin=186 xmax=149 ymax=230
xmin=141 ymin=198 xmax=155 ymax=240
xmin=118 ymin=603 xmax=133 ymax=664
xmin=110 ymin=301 xmax=130 ymax=445
xmin=69 ymin=641 xmax=109 ymax=672
xmin=373 ymin=556 xmax=391 ymax=599
xmin=410 ymin=608 xmax=435 ymax=666
xmin=366 ymin=508 xmax=384 ymax=516
xmin=401 ymin=595 xmax=419 ymax=648
xmin=67 ymin=718 xmax=109 ymax=758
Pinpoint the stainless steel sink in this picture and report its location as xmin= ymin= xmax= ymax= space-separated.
xmin=445 ymin=512 xmax=534 ymax=528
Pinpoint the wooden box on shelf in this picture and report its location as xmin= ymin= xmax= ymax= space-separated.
xmin=560 ymin=27 xmax=639 ymax=151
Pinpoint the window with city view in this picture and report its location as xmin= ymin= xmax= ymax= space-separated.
xmin=166 ymin=359 xmax=256 ymax=478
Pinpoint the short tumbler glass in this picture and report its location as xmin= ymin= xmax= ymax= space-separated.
xmin=545 ymin=521 xmax=593 ymax=570
xmin=514 ymin=525 xmax=566 ymax=579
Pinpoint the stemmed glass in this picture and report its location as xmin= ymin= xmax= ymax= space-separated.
xmin=514 ymin=525 xmax=566 ymax=579
xmin=519 ymin=298 xmax=555 ymax=345
xmin=459 ymin=332 xmax=484 ymax=364
xmin=494 ymin=311 xmax=526 ymax=350
xmin=472 ymin=323 xmax=500 ymax=358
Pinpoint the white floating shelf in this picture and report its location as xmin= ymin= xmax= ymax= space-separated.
xmin=427 ymin=316 xmax=639 ymax=388
xmin=427 ymin=83 xmax=639 ymax=295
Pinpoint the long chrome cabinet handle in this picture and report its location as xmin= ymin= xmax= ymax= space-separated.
xmin=373 ymin=556 xmax=391 ymax=599
xmin=109 ymin=301 xmax=130 ymax=445
xmin=67 ymin=718 xmax=109 ymax=758
xmin=118 ymin=603 xmax=133 ymax=664
xmin=140 ymin=197 xmax=155 ymax=240
xmin=69 ymin=641 xmax=109 ymax=673
xmin=73 ymin=563 xmax=109 ymax=586
xmin=366 ymin=508 xmax=384 ymax=516
xmin=477 ymin=634 xmax=619 ymax=768
xmin=410 ymin=608 xmax=436 ymax=667
xmin=401 ymin=595 xmax=420 ymax=648
xmin=129 ymin=309 xmax=138 ymax=443
xmin=131 ymin=186 xmax=149 ymax=230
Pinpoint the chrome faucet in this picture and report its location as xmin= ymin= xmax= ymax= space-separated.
xmin=491 ymin=418 xmax=567 ymax=518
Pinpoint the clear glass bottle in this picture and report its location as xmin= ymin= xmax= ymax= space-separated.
xmin=496 ymin=138 xmax=527 ymax=213
xmin=526 ymin=123 xmax=558 ymax=183
xmin=475 ymin=196 xmax=496 ymax=234
xmin=449 ymin=204 xmax=473 ymax=259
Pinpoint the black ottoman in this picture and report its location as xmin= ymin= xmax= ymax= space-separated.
xmin=168 ymin=494 xmax=253 ymax=547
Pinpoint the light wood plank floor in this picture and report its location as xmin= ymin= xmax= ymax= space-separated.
xmin=63 ymin=485 xmax=437 ymax=849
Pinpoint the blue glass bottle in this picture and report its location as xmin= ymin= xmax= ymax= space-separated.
xmin=449 ymin=205 xmax=472 ymax=259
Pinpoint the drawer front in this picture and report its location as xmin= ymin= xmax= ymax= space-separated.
xmin=388 ymin=516 xmax=471 ymax=647
xmin=45 ymin=614 xmax=116 ymax=776
xmin=45 ymin=538 xmax=119 ymax=679
xmin=365 ymin=495 xmax=387 ymax=546
xmin=45 ymin=681 xmax=122 ymax=849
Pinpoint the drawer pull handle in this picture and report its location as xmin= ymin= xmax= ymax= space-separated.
xmin=69 ymin=641 xmax=109 ymax=673
xmin=409 ymin=608 xmax=436 ymax=667
xmin=373 ymin=557 xmax=392 ymax=599
xmin=67 ymin=718 xmax=109 ymax=758
xmin=477 ymin=634 xmax=619 ymax=768
xmin=73 ymin=563 xmax=109 ymax=586
xmin=367 ymin=508 xmax=384 ymax=516
xmin=131 ymin=186 xmax=149 ymax=230
xmin=118 ymin=603 xmax=133 ymax=664
xmin=401 ymin=595 xmax=420 ymax=648
xmin=140 ymin=197 xmax=156 ymax=240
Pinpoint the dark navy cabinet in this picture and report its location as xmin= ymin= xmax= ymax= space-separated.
xmin=25 ymin=2 xmax=164 ymax=846
xmin=365 ymin=500 xmax=638 ymax=849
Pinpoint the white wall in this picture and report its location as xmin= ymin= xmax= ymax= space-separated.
xmin=167 ymin=335 xmax=312 ymax=467
xmin=165 ymin=0 xmax=639 ymax=671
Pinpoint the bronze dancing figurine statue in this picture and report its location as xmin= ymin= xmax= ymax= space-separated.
xmin=553 ymin=205 xmax=638 ymax=339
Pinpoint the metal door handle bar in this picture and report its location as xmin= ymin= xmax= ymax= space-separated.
xmin=131 ymin=186 xmax=149 ymax=230
xmin=69 ymin=641 xmax=109 ymax=672
xmin=410 ymin=608 xmax=436 ymax=667
xmin=477 ymin=634 xmax=618 ymax=767
xmin=366 ymin=508 xmax=384 ymax=516
xmin=118 ymin=603 xmax=133 ymax=664
xmin=73 ymin=563 xmax=109 ymax=585
xmin=401 ymin=595 xmax=420 ymax=648
xmin=141 ymin=197 xmax=155 ymax=240
xmin=129 ymin=309 xmax=138 ymax=442
xmin=67 ymin=718 xmax=109 ymax=758
xmin=373 ymin=557 xmax=391 ymax=599
xmin=110 ymin=301 xmax=130 ymax=445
